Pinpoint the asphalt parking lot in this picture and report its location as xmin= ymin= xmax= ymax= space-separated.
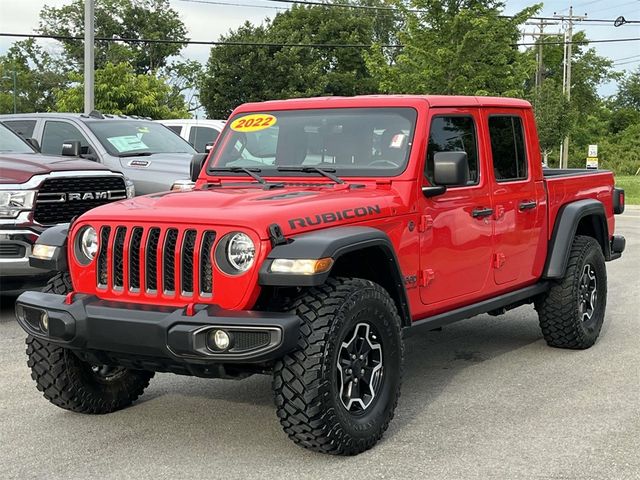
xmin=1 ymin=210 xmax=639 ymax=480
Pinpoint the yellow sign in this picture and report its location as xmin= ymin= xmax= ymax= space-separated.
xmin=586 ymin=157 xmax=599 ymax=169
xmin=230 ymin=114 xmax=277 ymax=132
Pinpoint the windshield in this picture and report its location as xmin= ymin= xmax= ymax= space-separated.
xmin=87 ymin=120 xmax=196 ymax=156
xmin=208 ymin=108 xmax=417 ymax=177
xmin=0 ymin=124 xmax=35 ymax=154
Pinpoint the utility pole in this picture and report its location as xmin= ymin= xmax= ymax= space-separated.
xmin=525 ymin=19 xmax=558 ymax=91
xmin=554 ymin=6 xmax=587 ymax=169
xmin=84 ymin=0 xmax=95 ymax=114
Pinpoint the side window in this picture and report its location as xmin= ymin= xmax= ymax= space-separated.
xmin=41 ymin=121 xmax=90 ymax=155
xmin=189 ymin=126 xmax=219 ymax=153
xmin=3 ymin=120 xmax=36 ymax=139
xmin=488 ymin=116 xmax=527 ymax=181
xmin=425 ymin=116 xmax=479 ymax=185
xmin=166 ymin=125 xmax=182 ymax=134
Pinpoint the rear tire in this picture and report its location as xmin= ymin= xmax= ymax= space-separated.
xmin=26 ymin=272 xmax=154 ymax=414
xmin=535 ymin=235 xmax=607 ymax=349
xmin=273 ymin=277 xmax=404 ymax=455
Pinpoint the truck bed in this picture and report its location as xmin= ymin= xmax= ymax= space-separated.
xmin=543 ymin=168 xmax=616 ymax=242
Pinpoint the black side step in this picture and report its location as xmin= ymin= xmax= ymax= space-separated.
xmin=406 ymin=282 xmax=550 ymax=335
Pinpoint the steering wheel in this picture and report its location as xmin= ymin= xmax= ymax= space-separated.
xmin=367 ymin=159 xmax=399 ymax=168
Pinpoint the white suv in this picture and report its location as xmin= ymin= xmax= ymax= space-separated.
xmin=158 ymin=119 xmax=226 ymax=153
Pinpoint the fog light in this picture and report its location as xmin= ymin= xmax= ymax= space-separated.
xmin=40 ymin=311 xmax=49 ymax=332
xmin=208 ymin=329 xmax=231 ymax=351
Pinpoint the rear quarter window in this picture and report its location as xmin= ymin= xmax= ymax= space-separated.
xmin=488 ymin=116 xmax=527 ymax=182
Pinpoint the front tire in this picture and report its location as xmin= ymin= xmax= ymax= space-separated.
xmin=26 ymin=272 xmax=154 ymax=414
xmin=536 ymin=235 xmax=607 ymax=349
xmin=273 ymin=278 xmax=404 ymax=455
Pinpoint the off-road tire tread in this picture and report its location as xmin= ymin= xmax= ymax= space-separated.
xmin=272 ymin=277 xmax=403 ymax=455
xmin=536 ymin=235 xmax=606 ymax=349
xmin=26 ymin=272 xmax=154 ymax=414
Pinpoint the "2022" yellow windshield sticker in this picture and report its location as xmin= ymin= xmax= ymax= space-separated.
xmin=230 ymin=114 xmax=277 ymax=132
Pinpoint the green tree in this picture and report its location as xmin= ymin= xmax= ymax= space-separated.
xmin=39 ymin=0 xmax=187 ymax=74
xmin=55 ymin=62 xmax=188 ymax=118
xmin=599 ymin=123 xmax=640 ymax=175
xmin=366 ymin=0 xmax=539 ymax=96
xmin=0 ymin=40 xmax=69 ymax=113
xmin=529 ymin=78 xmax=572 ymax=165
xmin=201 ymin=5 xmax=383 ymax=118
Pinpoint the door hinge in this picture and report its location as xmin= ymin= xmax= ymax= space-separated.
xmin=419 ymin=269 xmax=435 ymax=287
xmin=418 ymin=214 xmax=433 ymax=232
xmin=493 ymin=253 xmax=506 ymax=269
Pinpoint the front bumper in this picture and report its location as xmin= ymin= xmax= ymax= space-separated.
xmin=15 ymin=291 xmax=301 ymax=374
xmin=0 ymin=229 xmax=50 ymax=278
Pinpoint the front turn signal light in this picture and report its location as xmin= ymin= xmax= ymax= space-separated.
xmin=270 ymin=257 xmax=334 ymax=275
xmin=31 ymin=244 xmax=58 ymax=260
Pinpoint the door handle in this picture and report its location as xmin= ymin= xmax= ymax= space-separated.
xmin=519 ymin=200 xmax=537 ymax=211
xmin=471 ymin=207 xmax=494 ymax=218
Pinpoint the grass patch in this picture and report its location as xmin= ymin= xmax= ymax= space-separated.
xmin=615 ymin=176 xmax=640 ymax=205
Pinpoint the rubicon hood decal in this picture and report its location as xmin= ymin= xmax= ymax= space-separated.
xmin=288 ymin=205 xmax=382 ymax=230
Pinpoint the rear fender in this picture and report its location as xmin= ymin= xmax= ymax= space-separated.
xmin=543 ymin=199 xmax=610 ymax=279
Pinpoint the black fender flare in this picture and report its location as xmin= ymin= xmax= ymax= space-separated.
xmin=29 ymin=223 xmax=70 ymax=272
xmin=543 ymin=199 xmax=610 ymax=279
xmin=259 ymin=226 xmax=411 ymax=326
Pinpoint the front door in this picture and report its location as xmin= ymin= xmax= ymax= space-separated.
xmin=419 ymin=109 xmax=494 ymax=311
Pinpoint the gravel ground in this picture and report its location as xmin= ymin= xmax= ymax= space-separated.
xmin=1 ymin=210 xmax=638 ymax=480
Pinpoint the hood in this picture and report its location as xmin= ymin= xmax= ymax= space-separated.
xmin=0 ymin=153 xmax=113 ymax=185
xmin=80 ymin=182 xmax=401 ymax=239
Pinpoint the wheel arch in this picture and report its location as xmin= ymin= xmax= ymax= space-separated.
xmin=258 ymin=226 xmax=411 ymax=327
xmin=543 ymin=199 xmax=610 ymax=279
xmin=29 ymin=223 xmax=70 ymax=272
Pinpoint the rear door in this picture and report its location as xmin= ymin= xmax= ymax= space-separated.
xmin=483 ymin=110 xmax=545 ymax=287
xmin=418 ymin=108 xmax=494 ymax=309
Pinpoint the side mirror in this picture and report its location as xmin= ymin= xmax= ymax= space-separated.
xmin=204 ymin=142 xmax=214 ymax=152
xmin=433 ymin=151 xmax=469 ymax=186
xmin=190 ymin=153 xmax=208 ymax=182
xmin=25 ymin=138 xmax=40 ymax=151
xmin=61 ymin=140 xmax=81 ymax=157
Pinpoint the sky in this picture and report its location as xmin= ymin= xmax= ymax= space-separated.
xmin=0 ymin=0 xmax=638 ymax=97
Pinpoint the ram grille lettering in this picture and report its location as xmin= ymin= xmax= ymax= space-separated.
xmin=288 ymin=205 xmax=381 ymax=230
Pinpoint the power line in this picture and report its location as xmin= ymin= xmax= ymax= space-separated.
xmin=2 ymin=32 xmax=640 ymax=48
xmin=612 ymin=53 xmax=640 ymax=61
xmin=178 ymin=0 xmax=286 ymax=10
xmin=179 ymin=0 xmax=640 ymax=23
xmin=0 ymin=32 xmax=400 ymax=48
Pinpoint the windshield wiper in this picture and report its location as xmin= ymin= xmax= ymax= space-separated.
xmin=276 ymin=166 xmax=344 ymax=184
xmin=209 ymin=166 xmax=268 ymax=185
xmin=118 ymin=151 xmax=156 ymax=158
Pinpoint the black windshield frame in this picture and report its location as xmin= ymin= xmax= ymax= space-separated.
xmin=207 ymin=107 xmax=418 ymax=178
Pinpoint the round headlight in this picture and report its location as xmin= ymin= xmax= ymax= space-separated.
xmin=226 ymin=232 xmax=255 ymax=272
xmin=80 ymin=227 xmax=98 ymax=261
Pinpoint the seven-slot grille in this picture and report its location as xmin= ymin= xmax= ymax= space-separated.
xmin=96 ymin=226 xmax=216 ymax=298
xmin=34 ymin=176 xmax=127 ymax=225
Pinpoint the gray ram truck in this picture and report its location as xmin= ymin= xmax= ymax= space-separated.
xmin=1 ymin=112 xmax=197 ymax=195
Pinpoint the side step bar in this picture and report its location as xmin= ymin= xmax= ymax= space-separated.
xmin=406 ymin=282 xmax=550 ymax=335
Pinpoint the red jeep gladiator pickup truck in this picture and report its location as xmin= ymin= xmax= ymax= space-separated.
xmin=16 ymin=96 xmax=625 ymax=455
